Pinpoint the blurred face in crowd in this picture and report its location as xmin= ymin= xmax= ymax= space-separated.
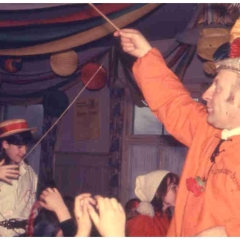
xmin=162 ymin=177 xmax=178 ymax=208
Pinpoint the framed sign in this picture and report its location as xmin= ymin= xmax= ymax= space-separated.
xmin=74 ymin=97 xmax=100 ymax=141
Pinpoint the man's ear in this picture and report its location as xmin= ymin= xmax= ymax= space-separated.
xmin=2 ymin=140 xmax=9 ymax=150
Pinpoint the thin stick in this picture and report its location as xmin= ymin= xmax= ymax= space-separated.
xmin=21 ymin=65 xmax=104 ymax=162
xmin=88 ymin=3 xmax=120 ymax=31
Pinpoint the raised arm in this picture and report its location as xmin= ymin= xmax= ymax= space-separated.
xmin=115 ymin=29 xmax=210 ymax=146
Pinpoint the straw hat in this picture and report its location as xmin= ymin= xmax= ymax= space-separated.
xmin=50 ymin=50 xmax=78 ymax=77
xmin=0 ymin=119 xmax=36 ymax=138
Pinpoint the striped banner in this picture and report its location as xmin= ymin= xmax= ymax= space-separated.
xmin=0 ymin=4 xmax=161 ymax=56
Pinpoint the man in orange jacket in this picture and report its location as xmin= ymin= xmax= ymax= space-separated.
xmin=114 ymin=22 xmax=240 ymax=236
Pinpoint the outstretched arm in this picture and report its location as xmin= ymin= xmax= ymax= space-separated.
xmin=114 ymin=29 xmax=211 ymax=147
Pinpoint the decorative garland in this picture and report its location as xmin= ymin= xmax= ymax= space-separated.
xmin=0 ymin=49 xmax=109 ymax=85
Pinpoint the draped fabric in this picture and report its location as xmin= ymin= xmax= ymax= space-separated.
xmin=0 ymin=3 xmax=161 ymax=56
xmin=0 ymin=4 xmax=144 ymax=44
xmin=0 ymin=4 xmax=133 ymax=27
xmin=109 ymin=87 xmax=125 ymax=199
xmin=36 ymin=111 xmax=58 ymax=197
xmin=127 ymin=144 xmax=159 ymax=200
xmin=0 ymin=48 xmax=109 ymax=105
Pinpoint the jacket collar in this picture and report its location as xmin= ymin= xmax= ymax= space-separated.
xmin=221 ymin=127 xmax=240 ymax=140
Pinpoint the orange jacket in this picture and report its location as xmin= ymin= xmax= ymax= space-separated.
xmin=132 ymin=48 xmax=240 ymax=236
xmin=126 ymin=212 xmax=170 ymax=237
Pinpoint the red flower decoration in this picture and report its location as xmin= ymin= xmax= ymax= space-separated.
xmin=230 ymin=38 xmax=240 ymax=58
xmin=186 ymin=177 xmax=205 ymax=197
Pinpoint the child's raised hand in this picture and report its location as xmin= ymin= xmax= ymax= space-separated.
xmin=88 ymin=195 xmax=126 ymax=237
xmin=74 ymin=193 xmax=96 ymax=237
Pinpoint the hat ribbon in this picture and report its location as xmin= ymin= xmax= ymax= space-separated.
xmin=0 ymin=122 xmax=28 ymax=135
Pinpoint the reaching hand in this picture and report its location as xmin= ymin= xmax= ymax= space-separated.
xmin=114 ymin=29 xmax=152 ymax=58
xmin=39 ymin=187 xmax=71 ymax=222
xmin=88 ymin=195 xmax=126 ymax=237
xmin=74 ymin=193 xmax=96 ymax=237
xmin=0 ymin=159 xmax=20 ymax=184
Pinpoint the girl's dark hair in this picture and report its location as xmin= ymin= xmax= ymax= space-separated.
xmin=0 ymin=131 xmax=33 ymax=165
xmin=151 ymin=172 xmax=179 ymax=219
xmin=0 ymin=131 xmax=33 ymax=146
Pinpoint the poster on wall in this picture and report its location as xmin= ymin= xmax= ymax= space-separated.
xmin=74 ymin=97 xmax=100 ymax=141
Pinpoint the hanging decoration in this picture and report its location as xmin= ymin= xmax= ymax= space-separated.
xmin=197 ymin=28 xmax=230 ymax=61
xmin=174 ymin=4 xmax=235 ymax=76
xmin=0 ymin=48 xmax=110 ymax=105
xmin=50 ymin=50 xmax=78 ymax=77
xmin=81 ymin=62 xmax=107 ymax=90
xmin=195 ymin=4 xmax=234 ymax=76
xmin=42 ymin=90 xmax=69 ymax=118
xmin=1 ymin=58 xmax=22 ymax=73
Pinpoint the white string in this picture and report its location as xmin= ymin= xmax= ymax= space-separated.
xmin=88 ymin=3 xmax=120 ymax=31
xmin=21 ymin=64 xmax=104 ymax=162
xmin=0 ymin=64 xmax=103 ymax=234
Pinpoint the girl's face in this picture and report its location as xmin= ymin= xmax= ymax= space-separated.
xmin=162 ymin=179 xmax=178 ymax=208
xmin=2 ymin=141 xmax=27 ymax=164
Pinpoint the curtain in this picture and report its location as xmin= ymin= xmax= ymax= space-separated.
xmin=159 ymin=144 xmax=188 ymax=177
xmin=127 ymin=144 xmax=159 ymax=200
xmin=108 ymin=87 xmax=125 ymax=199
xmin=36 ymin=112 xmax=58 ymax=197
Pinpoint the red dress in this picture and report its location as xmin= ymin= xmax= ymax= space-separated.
xmin=126 ymin=212 xmax=170 ymax=237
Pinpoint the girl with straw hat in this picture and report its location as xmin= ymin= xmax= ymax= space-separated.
xmin=0 ymin=119 xmax=37 ymax=236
